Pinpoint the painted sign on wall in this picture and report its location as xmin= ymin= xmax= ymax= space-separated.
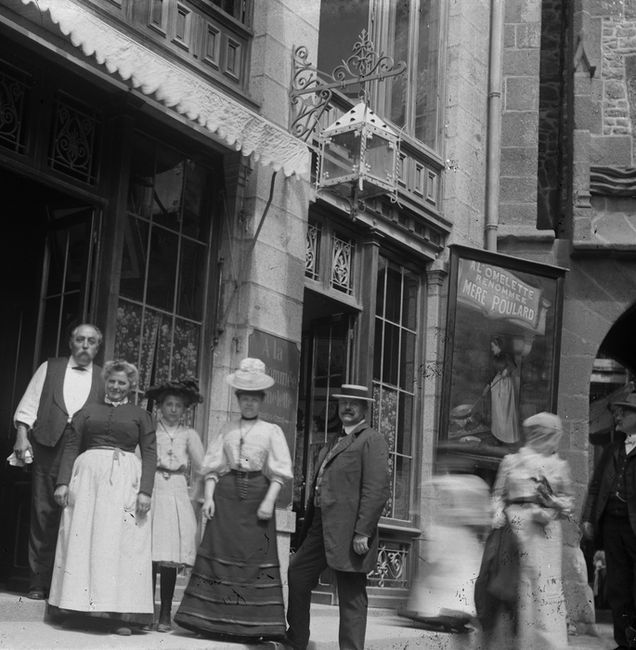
xmin=248 ymin=329 xmax=300 ymax=507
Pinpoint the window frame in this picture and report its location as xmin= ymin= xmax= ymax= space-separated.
xmin=370 ymin=254 xmax=421 ymax=523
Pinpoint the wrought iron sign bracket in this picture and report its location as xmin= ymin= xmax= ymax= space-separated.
xmin=289 ymin=30 xmax=407 ymax=142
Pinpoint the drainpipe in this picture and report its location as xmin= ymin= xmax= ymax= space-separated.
xmin=485 ymin=0 xmax=505 ymax=251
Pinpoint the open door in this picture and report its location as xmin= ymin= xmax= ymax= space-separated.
xmin=293 ymin=312 xmax=355 ymax=603
xmin=0 ymin=187 xmax=99 ymax=588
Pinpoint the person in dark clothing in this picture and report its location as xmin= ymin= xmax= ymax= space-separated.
xmin=285 ymin=384 xmax=390 ymax=650
xmin=12 ymin=323 xmax=104 ymax=600
xmin=583 ymin=392 xmax=636 ymax=650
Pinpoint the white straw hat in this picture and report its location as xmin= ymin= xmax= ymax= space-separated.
xmin=226 ymin=358 xmax=275 ymax=391
xmin=331 ymin=384 xmax=375 ymax=402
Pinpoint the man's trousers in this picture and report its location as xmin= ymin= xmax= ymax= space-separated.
xmin=28 ymin=437 xmax=65 ymax=592
xmin=603 ymin=512 xmax=636 ymax=648
xmin=287 ymin=508 xmax=368 ymax=650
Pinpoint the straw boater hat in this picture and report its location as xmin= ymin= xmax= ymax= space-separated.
xmin=226 ymin=358 xmax=275 ymax=391
xmin=331 ymin=384 xmax=375 ymax=402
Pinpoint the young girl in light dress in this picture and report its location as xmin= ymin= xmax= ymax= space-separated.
xmin=145 ymin=378 xmax=204 ymax=632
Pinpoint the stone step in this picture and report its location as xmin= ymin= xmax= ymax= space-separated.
xmin=0 ymin=591 xmax=46 ymax=622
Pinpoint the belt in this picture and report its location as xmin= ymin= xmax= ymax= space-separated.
xmin=507 ymin=497 xmax=542 ymax=506
xmin=230 ymin=469 xmax=261 ymax=478
xmin=157 ymin=467 xmax=185 ymax=480
xmin=230 ymin=469 xmax=261 ymax=500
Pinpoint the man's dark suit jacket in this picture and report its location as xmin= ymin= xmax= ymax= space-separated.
xmin=301 ymin=421 xmax=390 ymax=574
xmin=583 ymin=439 xmax=636 ymax=547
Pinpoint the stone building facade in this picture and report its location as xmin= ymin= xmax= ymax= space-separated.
xmin=2 ymin=0 xmax=636 ymax=630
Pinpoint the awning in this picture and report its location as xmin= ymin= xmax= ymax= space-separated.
xmin=17 ymin=0 xmax=310 ymax=179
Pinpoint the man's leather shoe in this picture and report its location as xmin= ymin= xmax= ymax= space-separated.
xmin=25 ymin=588 xmax=46 ymax=600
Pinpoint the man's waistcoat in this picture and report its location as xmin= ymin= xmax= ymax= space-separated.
xmin=31 ymin=357 xmax=103 ymax=447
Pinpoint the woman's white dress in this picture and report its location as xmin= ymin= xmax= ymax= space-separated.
xmin=150 ymin=421 xmax=204 ymax=566
xmin=492 ymin=447 xmax=574 ymax=650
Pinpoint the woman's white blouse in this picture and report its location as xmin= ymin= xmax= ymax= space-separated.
xmin=491 ymin=446 xmax=574 ymax=526
xmin=201 ymin=418 xmax=293 ymax=484
xmin=155 ymin=423 xmax=204 ymax=473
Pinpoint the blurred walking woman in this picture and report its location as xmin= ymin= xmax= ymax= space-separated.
xmin=175 ymin=358 xmax=293 ymax=641
xmin=491 ymin=412 xmax=573 ymax=650
xmin=49 ymin=361 xmax=156 ymax=635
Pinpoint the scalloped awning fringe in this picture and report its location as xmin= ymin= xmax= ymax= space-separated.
xmin=18 ymin=0 xmax=309 ymax=179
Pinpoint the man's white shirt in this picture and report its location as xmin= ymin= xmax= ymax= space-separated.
xmin=14 ymin=359 xmax=93 ymax=427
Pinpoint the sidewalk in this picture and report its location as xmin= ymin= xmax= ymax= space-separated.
xmin=0 ymin=591 xmax=616 ymax=649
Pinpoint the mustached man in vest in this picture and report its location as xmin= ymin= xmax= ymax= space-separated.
xmin=285 ymin=385 xmax=390 ymax=650
xmin=12 ymin=323 xmax=105 ymax=600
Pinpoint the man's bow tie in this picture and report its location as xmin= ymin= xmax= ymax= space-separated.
xmin=72 ymin=366 xmax=88 ymax=371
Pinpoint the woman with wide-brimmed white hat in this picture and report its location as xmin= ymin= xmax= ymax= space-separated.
xmin=175 ymin=358 xmax=293 ymax=642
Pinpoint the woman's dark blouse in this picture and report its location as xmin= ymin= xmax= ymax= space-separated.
xmin=57 ymin=403 xmax=157 ymax=496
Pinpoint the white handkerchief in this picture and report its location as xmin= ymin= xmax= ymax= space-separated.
xmin=7 ymin=451 xmax=32 ymax=467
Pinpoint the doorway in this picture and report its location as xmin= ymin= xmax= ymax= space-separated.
xmin=293 ymin=289 xmax=357 ymax=603
xmin=0 ymin=169 xmax=99 ymax=587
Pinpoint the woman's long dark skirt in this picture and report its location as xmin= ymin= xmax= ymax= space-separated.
xmin=174 ymin=472 xmax=286 ymax=640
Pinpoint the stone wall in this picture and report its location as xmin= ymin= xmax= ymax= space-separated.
xmin=443 ymin=0 xmax=490 ymax=248
xmin=498 ymin=0 xmax=543 ymax=233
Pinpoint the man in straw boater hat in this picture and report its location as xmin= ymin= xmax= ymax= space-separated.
xmin=583 ymin=392 xmax=636 ymax=650
xmin=285 ymin=384 xmax=390 ymax=650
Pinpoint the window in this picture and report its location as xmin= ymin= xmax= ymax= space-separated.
xmin=211 ymin=0 xmax=251 ymax=25
xmin=115 ymin=133 xmax=216 ymax=395
xmin=372 ymin=256 xmax=419 ymax=520
xmin=317 ymin=0 xmax=442 ymax=151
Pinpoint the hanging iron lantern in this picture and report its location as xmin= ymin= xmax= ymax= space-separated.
xmin=316 ymin=102 xmax=400 ymax=200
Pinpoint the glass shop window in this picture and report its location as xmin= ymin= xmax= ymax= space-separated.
xmin=116 ymin=133 xmax=215 ymax=397
xmin=317 ymin=0 xmax=442 ymax=151
xmin=372 ymin=256 xmax=419 ymax=521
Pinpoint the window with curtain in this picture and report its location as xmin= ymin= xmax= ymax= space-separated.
xmin=114 ymin=132 xmax=216 ymax=398
xmin=372 ymin=256 xmax=419 ymax=521
xmin=317 ymin=0 xmax=442 ymax=151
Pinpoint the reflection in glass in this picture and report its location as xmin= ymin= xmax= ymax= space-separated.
xmin=182 ymin=161 xmax=210 ymax=241
xmin=120 ymin=217 xmax=149 ymax=302
xmin=317 ymin=0 xmax=370 ymax=102
xmin=376 ymin=258 xmax=386 ymax=318
xmin=382 ymin=322 xmax=400 ymax=385
xmin=400 ymin=331 xmax=415 ymax=389
xmin=403 ymin=273 xmax=418 ymax=330
xmin=177 ymin=239 xmax=205 ymax=320
xmin=385 ymin=266 xmax=402 ymax=323
xmin=127 ymin=135 xmax=155 ymax=217
xmin=398 ymin=393 xmax=413 ymax=455
xmin=153 ymin=147 xmax=184 ymax=230
xmin=393 ymin=455 xmax=411 ymax=520
xmin=388 ymin=0 xmax=410 ymax=129
xmin=147 ymin=226 xmax=178 ymax=311
xmin=414 ymin=0 xmax=441 ymax=148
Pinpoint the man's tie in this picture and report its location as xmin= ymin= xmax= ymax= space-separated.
xmin=72 ymin=366 xmax=88 ymax=371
